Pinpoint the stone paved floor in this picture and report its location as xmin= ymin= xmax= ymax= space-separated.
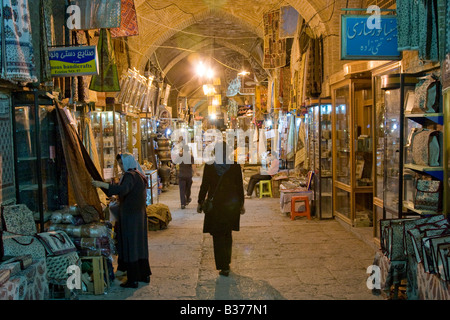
xmin=79 ymin=176 xmax=384 ymax=301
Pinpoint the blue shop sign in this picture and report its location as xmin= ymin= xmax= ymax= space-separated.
xmin=341 ymin=15 xmax=401 ymax=60
xmin=49 ymin=46 xmax=98 ymax=77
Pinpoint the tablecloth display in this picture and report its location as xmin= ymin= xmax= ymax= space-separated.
xmin=0 ymin=258 xmax=49 ymax=300
xmin=280 ymin=190 xmax=313 ymax=213
xmin=417 ymin=262 xmax=450 ymax=300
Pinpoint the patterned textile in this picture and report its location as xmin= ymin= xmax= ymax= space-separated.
xmin=2 ymin=204 xmax=37 ymax=235
xmin=397 ymin=0 xmax=439 ymax=61
xmin=396 ymin=0 xmax=419 ymax=51
xmin=89 ymin=29 xmax=120 ymax=92
xmin=67 ymin=0 xmax=121 ymax=30
xmin=43 ymin=0 xmax=66 ymax=46
xmin=0 ymin=0 xmax=37 ymax=84
xmin=372 ymin=251 xmax=390 ymax=297
xmin=417 ymin=262 xmax=450 ymax=299
xmin=46 ymin=251 xmax=79 ymax=285
xmin=263 ymin=10 xmax=287 ymax=69
xmin=0 ymin=92 xmax=15 ymax=205
xmin=2 ymin=232 xmax=47 ymax=260
xmin=110 ymin=0 xmax=139 ymax=38
xmin=36 ymin=231 xmax=77 ymax=256
xmin=304 ymin=37 xmax=322 ymax=98
xmin=28 ymin=0 xmax=51 ymax=83
xmin=0 ymin=258 xmax=49 ymax=300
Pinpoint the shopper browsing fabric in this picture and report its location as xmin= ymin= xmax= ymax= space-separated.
xmin=92 ymin=153 xmax=151 ymax=288
xmin=178 ymin=144 xmax=196 ymax=209
xmin=197 ymin=142 xmax=245 ymax=277
xmin=245 ymin=153 xmax=279 ymax=198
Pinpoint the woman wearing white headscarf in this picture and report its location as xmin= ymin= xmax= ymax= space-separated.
xmin=92 ymin=153 xmax=151 ymax=288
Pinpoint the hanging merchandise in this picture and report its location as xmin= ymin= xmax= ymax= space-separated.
xmin=89 ymin=29 xmax=120 ymax=92
xmin=263 ymin=9 xmax=287 ymax=69
xmin=280 ymin=67 xmax=291 ymax=111
xmin=295 ymin=118 xmax=306 ymax=168
xmin=110 ymin=0 xmax=139 ymax=38
xmin=279 ymin=6 xmax=299 ymax=39
xmin=0 ymin=0 xmax=38 ymax=84
xmin=286 ymin=114 xmax=296 ymax=160
xmin=43 ymin=0 xmax=66 ymax=46
xmin=54 ymin=99 xmax=104 ymax=223
xmin=396 ymin=0 xmax=439 ymax=62
xmin=67 ymin=0 xmax=122 ymax=30
xmin=304 ymin=37 xmax=323 ymax=98
xmin=83 ymin=116 xmax=102 ymax=174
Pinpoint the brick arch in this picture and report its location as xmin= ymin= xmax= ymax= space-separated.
xmin=134 ymin=0 xmax=332 ymax=71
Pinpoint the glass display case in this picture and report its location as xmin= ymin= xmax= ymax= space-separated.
xmin=332 ymin=78 xmax=373 ymax=227
xmin=12 ymin=91 xmax=66 ymax=232
xmin=306 ymin=98 xmax=333 ymax=219
xmin=127 ymin=114 xmax=141 ymax=163
xmin=402 ymin=71 xmax=448 ymax=216
xmin=144 ymin=169 xmax=159 ymax=205
xmin=91 ymin=110 xmax=118 ymax=180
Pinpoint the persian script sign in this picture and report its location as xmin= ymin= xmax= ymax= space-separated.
xmin=49 ymin=46 xmax=98 ymax=77
xmin=341 ymin=15 xmax=401 ymax=60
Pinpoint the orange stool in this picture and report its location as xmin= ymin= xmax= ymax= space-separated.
xmin=290 ymin=196 xmax=311 ymax=220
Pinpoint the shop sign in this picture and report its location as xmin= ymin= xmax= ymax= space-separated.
xmin=237 ymin=105 xmax=253 ymax=117
xmin=341 ymin=15 xmax=400 ymax=60
xmin=49 ymin=46 xmax=98 ymax=77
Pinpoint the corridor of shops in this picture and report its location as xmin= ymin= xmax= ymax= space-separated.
xmin=79 ymin=174 xmax=381 ymax=300
xmin=0 ymin=0 xmax=449 ymax=303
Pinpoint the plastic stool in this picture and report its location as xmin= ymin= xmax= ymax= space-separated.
xmin=258 ymin=180 xmax=272 ymax=198
xmin=290 ymin=196 xmax=311 ymax=220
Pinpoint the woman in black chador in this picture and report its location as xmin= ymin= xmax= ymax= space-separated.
xmin=92 ymin=153 xmax=151 ymax=288
xmin=197 ymin=142 xmax=245 ymax=276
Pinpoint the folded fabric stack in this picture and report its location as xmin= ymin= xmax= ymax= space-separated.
xmin=49 ymin=222 xmax=115 ymax=259
xmin=146 ymin=203 xmax=172 ymax=231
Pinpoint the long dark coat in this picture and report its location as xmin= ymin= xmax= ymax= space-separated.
xmin=106 ymin=170 xmax=149 ymax=263
xmin=198 ymin=164 xmax=244 ymax=235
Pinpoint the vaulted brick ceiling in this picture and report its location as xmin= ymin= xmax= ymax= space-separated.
xmin=127 ymin=0 xmax=331 ymax=112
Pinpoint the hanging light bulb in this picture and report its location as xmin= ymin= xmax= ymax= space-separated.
xmin=196 ymin=61 xmax=206 ymax=77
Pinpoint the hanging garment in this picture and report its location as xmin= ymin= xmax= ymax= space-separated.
xmin=1 ymin=0 xmax=38 ymax=84
xmin=396 ymin=0 xmax=420 ymax=51
xmin=397 ymin=0 xmax=439 ymax=61
xmin=418 ymin=0 xmax=439 ymax=62
xmin=55 ymin=100 xmax=104 ymax=223
xmin=89 ymin=29 xmax=120 ymax=92
xmin=286 ymin=114 xmax=296 ymax=160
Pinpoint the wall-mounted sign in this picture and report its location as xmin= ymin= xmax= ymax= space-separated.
xmin=49 ymin=46 xmax=98 ymax=77
xmin=341 ymin=15 xmax=400 ymax=60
